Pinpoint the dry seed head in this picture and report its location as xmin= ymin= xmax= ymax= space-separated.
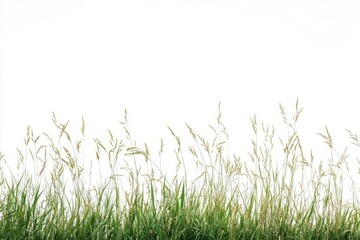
xmin=81 ymin=115 xmax=85 ymax=136
xmin=294 ymin=98 xmax=303 ymax=123
xmin=186 ymin=123 xmax=197 ymax=140
xmin=317 ymin=126 xmax=333 ymax=149
xmin=158 ymin=138 xmax=164 ymax=156
xmin=250 ymin=114 xmax=257 ymax=133
xmin=346 ymin=129 xmax=360 ymax=148
xmin=279 ymin=103 xmax=287 ymax=124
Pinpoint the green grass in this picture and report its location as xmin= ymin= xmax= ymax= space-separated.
xmin=1 ymin=100 xmax=360 ymax=239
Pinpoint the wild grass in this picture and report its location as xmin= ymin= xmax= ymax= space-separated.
xmin=1 ymin=100 xmax=360 ymax=239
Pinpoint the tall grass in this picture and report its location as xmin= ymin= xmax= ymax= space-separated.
xmin=1 ymin=100 xmax=360 ymax=239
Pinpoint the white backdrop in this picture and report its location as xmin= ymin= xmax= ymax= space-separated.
xmin=1 ymin=0 xmax=360 ymax=177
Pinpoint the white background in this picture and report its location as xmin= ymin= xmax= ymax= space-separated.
xmin=1 ymin=0 xmax=360 ymax=172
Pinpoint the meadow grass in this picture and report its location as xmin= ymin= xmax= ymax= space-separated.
xmin=1 ymin=100 xmax=360 ymax=239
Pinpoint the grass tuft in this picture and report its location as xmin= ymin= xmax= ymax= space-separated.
xmin=1 ymin=100 xmax=360 ymax=239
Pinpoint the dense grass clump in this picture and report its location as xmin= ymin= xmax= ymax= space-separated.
xmin=1 ymin=100 xmax=360 ymax=239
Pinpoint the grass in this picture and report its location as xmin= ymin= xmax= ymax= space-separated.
xmin=1 ymin=100 xmax=360 ymax=239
